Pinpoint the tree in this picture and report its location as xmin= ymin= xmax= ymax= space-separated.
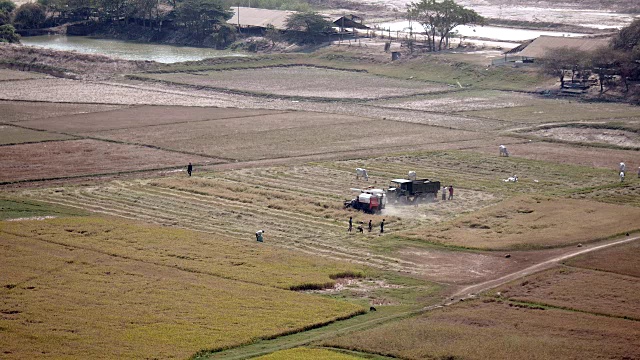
xmin=175 ymin=0 xmax=232 ymax=36
xmin=0 ymin=24 xmax=20 ymax=43
xmin=264 ymin=23 xmax=281 ymax=47
xmin=284 ymin=11 xmax=333 ymax=44
xmin=611 ymin=19 xmax=640 ymax=53
xmin=0 ymin=9 xmax=10 ymax=26
xmin=539 ymin=47 xmax=588 ymax=89
xmin=0 ymin=0 xmax=16 ymax=15
xmin=590 ymin=46 xmax=617 ymax=93
xmin=13 ymin=3 xmax=46 ymax=29
xmin=408 ymin=0 xmax=483 ymax=51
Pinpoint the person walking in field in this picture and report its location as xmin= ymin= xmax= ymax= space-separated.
xmin=620 ymin=171 xmax=625 ymax=183
xmin=442 ymin=186 xmax=447 ymax=201
xmin=255 ymin=230 xmax=264 ymax=242
xmin=187 ymin=162 xmax=193 ymax=177
xmin=348 ymin=216 xmax=353 ymax=232
xmin=368 ymin=219 xmax=373 ymax=232
xmin=380 ymin=219 xmax=385 ymax=234
xmin=448 ymin=185 xmax=454 ymax=200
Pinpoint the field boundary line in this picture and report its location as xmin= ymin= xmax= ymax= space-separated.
xmin=452 ymin=235 xmax=640 ymax=299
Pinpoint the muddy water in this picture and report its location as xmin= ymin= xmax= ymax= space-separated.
xmin=21 ymin=35 xmax=248 ymax=63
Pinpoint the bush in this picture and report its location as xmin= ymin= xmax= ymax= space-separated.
xmin=0 ymin=24 xmax=20 ymax=43
xmin=0 ymin=10 xmax=10 ymax=26
xmin=0 ymin=0 xmax=15 ymax=15
xmin=13 ymin=3 xmax=46 ymax=29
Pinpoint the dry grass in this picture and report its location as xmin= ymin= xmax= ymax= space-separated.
xmin=407 ymin=196 xmax=640 ymax=250
xmin=0 ymin=139 xmax=216 ymax=183
xmin=18 ymin=105 xmax=280 ymax=133
xmin=460 ymin=101 xmax=640 ymax=124
xmin=253 ymin=348 xmax=363 ymax=360
xmin=145 ymin=66 xmax=450 ymax=100
xmin=0 ymin=217 xmax=365 ymax=289
xmin=564 ymin=241 xmax=640 ymax=278
xmin=0 ymin=69 xmax=48 ymax=81
xmin=0 ymin=125 xmax=72 ymax=145
xmin=322 ymin=299 xmax=640 ymax=360
xmin=496 ymin=267 xmax=640 ymax=319
xmin=0 ymin=230 xmax=363 ymax=359
xmin=524 ymin=126 xmax=640 ymax=149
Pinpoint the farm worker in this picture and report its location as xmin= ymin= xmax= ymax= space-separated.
xmin=348 ymin=217 xmax=353 ymax=232
xmin=619 ymin=162 xmax=626 ymax=172
xmin=620 ymin=171 xmax=625 ymax=183
xmin=187 ymin=162 xmax=193 ymax=177
xmin=380 ymin=219 xmax=385 ymax=234
xmin=255 ymin=230 xmax=264 ymax=242
xmin=448 ymin=185 xmax=454 ymax=200
xmin=442 ymin=186 xmax=447 ymax=201
xmin=357 ymin=224 xmax=364 ymax=233
xmin=368 ymin=219 xmax=372 ymax=232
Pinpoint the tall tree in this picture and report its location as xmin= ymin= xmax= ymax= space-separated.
xmin=0 ymin=0 xmax=16 ymax=15
xmin=540 ymin=47 xmax=589 ymax=89
xmin=13 ymin=3 xmax=46 ymax=29
xmin=175 ymin=0 xmax=232 ymax=36
xmin=408 ymin=0 xmax=483 ymax=51
xmin=284 ymin=11 xmax=333 ymax=44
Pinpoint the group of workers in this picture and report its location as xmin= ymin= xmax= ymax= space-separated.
xmin=618 ymin=162 xmax=640 ymax=182
xmin=348 ymin=217 xmax=385 ymax=234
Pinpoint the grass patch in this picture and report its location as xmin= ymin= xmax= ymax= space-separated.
xmin=0 ymin=197 xmax=87 ymax=220
xmin=252 ymin=347 xmax=368 ymax=359
xmin=564 ymin=240 xmax=640 ymax=278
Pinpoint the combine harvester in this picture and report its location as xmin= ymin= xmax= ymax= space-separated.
xmin=344 ymin=188 xmax=387 ymax=214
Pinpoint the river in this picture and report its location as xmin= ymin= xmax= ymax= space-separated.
xmin=21 ymin=35 xmax=247 ymax=63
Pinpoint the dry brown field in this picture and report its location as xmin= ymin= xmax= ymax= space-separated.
xmin=0 ymin=125 xmax=72 ymax=145
xmin=407 ymin=196 xmax=640 ymax=250
xmin=465 ymin=141 xmax=640 ymax=170
xmin=321 ymin=299 xmax=640 ymax=360
xmin=461 ymin=101 xmax=640 ymax=123
xmin=0 ymin=139 xmax=217 ymax=183
xmin=0 ymin=100 xmax=126 ymax=122
xmin=0 ymin=221 xmax=364 ymax=359
xmin=18 ymin=105 xmax=282 ymax=133
xmin=0 ymin=69 xmax=48 ymax=81
xmin=524 ymin=126 xmax=640 ymax=149
xmin=564 ymin=241 xmax=640 ymax=277
xmin=496 ymin=267 xmax=640 ymax=319
xmin=82 ymin=113 xmax=479 ymax=161
xmin=145 ymin=66 xmax=451 ymax=99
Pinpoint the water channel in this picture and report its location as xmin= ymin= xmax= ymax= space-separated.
xmin=21 ymin=35 xmax=247 ymax=63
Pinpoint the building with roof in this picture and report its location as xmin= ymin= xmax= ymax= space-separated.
xmin=227 ymin=7 xmax=369 ymax=32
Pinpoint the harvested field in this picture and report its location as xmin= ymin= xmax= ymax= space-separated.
xmin=322 ymin=299 xmax=640 ymax=360
xmin=570 ymin=182 xmax=640 ymax=207
xmin=0 ymin=125 xmax=73 ymax=145
xmin=19 ymin=105 xmax=282 ymax=133
xmin=0 ymin=78 xmax=247 ymax=106
xmin=146 ymin=66 xmax=451 ymax=99
xmin=461 ymin=102 xmax=640 ymax=123
xmin=372 ymin=90 xmax=540 ymax=113
xmin=524 ymin=126 xmax=640 ymax=149
xmin=0 ymin=100 xmax=126 ymax=123
xmin=408 ymin=196 xmax=640 ymax=250
xmin=0 ymin=197 xmax=87 ymax=220
xmin=0 ymin=69 xmax=48 ymax=81
xmin=0 ymin=228 xmax=363 ymax=359
xmin=564 ymin=240 xmax=640 ymax=278
xmin=254 ymin=348 xmax=362 ymax=359
xmin=497 ymin=267 xmax=640 ymax=319
xmin=465 ymin=141 xmax=640 ymax=170
xmin=0 ymin=139 xmax=217 ymax=183
xmin=84 ymin=113 xmax=479 ymax=161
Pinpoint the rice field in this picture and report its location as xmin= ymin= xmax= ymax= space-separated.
xmin=321 ymin=299 xmax=640 ymax=360
xmin=0 ymin=69 xmax=48 ymax=81
xmin=564 ymin=240 xmax=640 ymax=277
xmin=0 ymin=224 xmax=364 ymax=359
xmin=0 ymin=100 xmax=126 ymax=123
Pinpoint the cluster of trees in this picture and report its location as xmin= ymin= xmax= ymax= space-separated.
xmin=407 ymin=0 xmax=483 ymax=52
xmin=541 ymin=20 xmax=640 ymax=95
xmin=1 ymin=0 xmax=18 ymax=42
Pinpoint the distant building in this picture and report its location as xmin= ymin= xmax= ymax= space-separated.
xmin=510 ymin=35 xmax=612 ymax=61
xmin=227 ymin=7 xmax=369 ymax=32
